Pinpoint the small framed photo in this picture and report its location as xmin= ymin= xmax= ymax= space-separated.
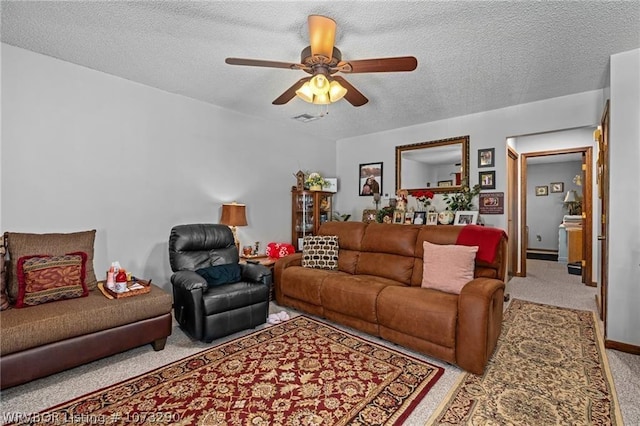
xmin=359 ymin=162 xmax=383 ymax=196
xmin=413 ymin=211 xmax=427 ymax=225
xmin=535 ymin=186 xmax=548 ymax=196
xmin=392 ymin=210 xmax=404 ymax=224
xmin=438 ymin=180 xmax=453 ymax=187
xmin=426 ymin=212 xmax=438 ymax=225
xmin=362 ymin=209 xmax=377 ymax=223
xmin=454 ymin=211 xmax=479 ymax=226
xmin=404 ymin=212 xmax=414 ymax=224
xmin=479 ymin=170 xmax=496 ymax=190
xmin=478 ymin=148 xmax=495 ymax=168
xmin=550 ymin=182 xmax=564 ymax=193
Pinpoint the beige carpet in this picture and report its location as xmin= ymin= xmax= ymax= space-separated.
xmin=428 ymin=299 xmax=622 ymax=425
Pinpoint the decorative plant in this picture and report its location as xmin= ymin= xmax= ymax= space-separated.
xmin=376 ymin=206 xmax=395 ymax=224
xmin=443 ymin=183 xmax=481 ymax=211
xmin=305 ymin=172 xmax=328 ymax=188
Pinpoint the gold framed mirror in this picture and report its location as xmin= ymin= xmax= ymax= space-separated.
xmin=395 ymin=135 xmax=469 ymax=194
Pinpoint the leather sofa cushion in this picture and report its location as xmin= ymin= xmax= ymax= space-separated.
xmin=280 ymin=266 xmax=341 ymax=306
xmin=319 ymin=222 xmax=367 ymax=275
xmin=377 ymin=286 xmax=458 ymax=349
xmin=321 ymin=275 xmax=404 ymax=323
xmin=0 ymin=285 xmax=172 ymax=356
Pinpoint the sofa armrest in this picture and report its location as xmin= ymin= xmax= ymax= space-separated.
xmin=240 ymin=263 xmax=272 ymax=285
xmin=171 ymin=270 xmax=207 ymax=291
xmin=456 ymin=277 xmax=505 ymax=375
xmin=274 ymin=253 xmax=302 ymax=304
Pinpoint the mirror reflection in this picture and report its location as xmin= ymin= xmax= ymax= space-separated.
xmin=395 ymin=136 xmax=469 ymax=194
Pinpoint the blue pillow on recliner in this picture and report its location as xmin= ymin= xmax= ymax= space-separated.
xmin=195 ymin=264 xmax=242 ymax=286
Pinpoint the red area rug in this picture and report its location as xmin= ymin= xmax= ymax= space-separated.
xmin=11 ymin=316 xmax=443 ymax=425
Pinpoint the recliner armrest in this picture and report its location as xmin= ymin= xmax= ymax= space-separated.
xmin=171 ymin=270 xmax=207 ymax=291
xmin=241 ymin=263 xmax=272 ymax=286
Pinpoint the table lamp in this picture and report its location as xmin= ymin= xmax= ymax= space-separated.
xmin=220 ymin=202 xmax=248 ymax=250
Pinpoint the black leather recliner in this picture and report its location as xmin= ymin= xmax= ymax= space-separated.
xmin=169 ymin=224 xmax=271 ymax=342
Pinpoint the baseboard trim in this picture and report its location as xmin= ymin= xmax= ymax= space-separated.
xmin=605 ymin=339 xmax=640 ymax=355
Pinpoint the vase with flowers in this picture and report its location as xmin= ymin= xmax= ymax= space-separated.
xmin=409 ymin=189 xmax=435 ymax=211
xmin=305 ymin=172 xmax=328 ymax=191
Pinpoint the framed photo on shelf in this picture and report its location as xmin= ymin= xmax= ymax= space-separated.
xmin=359 ymin=162 xmax=383 ymax=196
xmin=392 ymin=210 xmax=404 ymax=224
xmin=426 ymin=212 xmax=439 ymax=225
xmin=479 ymin=170 xmax=496 ymax=190
xmin=550 ymin=182 xmax=564 ymax=193
xmin=404 ymin=212 xmax=414 ymax=224
xmin=362 ymin=209 xmax=377 ymax=223
xmin=413 ymin=211 xmax=427 ymax=225
xmin=535 ymin=185 xmax=548 ymax=196
xmin=454 ymin=211 xmax=479 ymax=226
xmin=478 ymin=148 xmax=495 ymax=168
xmin=438 ymin=180 xmax=453 ymax=187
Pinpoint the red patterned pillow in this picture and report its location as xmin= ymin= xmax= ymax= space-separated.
xmin=15 ymin=252 xmax=88 ymax=308
xmin=266 ymin=242 xmax=295 ymax=259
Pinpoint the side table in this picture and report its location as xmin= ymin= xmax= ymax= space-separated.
xmin=240 ymin=255 xmax=277 ymax=301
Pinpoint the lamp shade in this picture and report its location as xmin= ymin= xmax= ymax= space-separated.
xmin=220 ymin=203 xmax=248 ymax=227
xmin=564 ymin=190 xmax=577 ymax=203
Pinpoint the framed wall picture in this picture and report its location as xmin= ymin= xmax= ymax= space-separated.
xmin=413 ymin=211 xmax=426 ymax=225
xmin=535 ymin=185 xmax=548 ymax=196
xmin=426 ymin=212 xmax=439 ymax=225
xmin=479 ymin=170 xmax=496 ymax=190
xmin=392 ymin=210 xmax=404 ymax=224
xmin=454 ymin=211 xmax=479 ymax=226
xmin=437 ymin=180 xmax=453 ymax=187
xmin=478 ymin=148 xmax=495 ymax=168
xmin=550 ymin=182 xmax=564 ymax=193
xmin=359 ymin=162 xmax=383 ymax=196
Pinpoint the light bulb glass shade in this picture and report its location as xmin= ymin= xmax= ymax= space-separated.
xmin=295 ymin=82 xmax=314 ymax=103
xmin=220 ymin=202 xmax=248 ymax=227
xmin=563 ymin=190 xmax=577 ymax=203
xmin=312 ymin=92 xmax=330 ymax=105
xmin=328 ymin=80 xmax=347 ymax=102
xmin=308 ymin=15 xmax=336 ymax=59
xmin=310 ymin=74 xmax=329 ymax=95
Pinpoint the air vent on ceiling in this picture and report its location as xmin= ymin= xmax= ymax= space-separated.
xmin=292 ymin=113 xmax=324 ymax=123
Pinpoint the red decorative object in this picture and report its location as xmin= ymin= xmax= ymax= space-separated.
xmin=266 ymin=242 xmax=295 ymax=259
xmin=409 ymin=189 xmax=435 ymax=205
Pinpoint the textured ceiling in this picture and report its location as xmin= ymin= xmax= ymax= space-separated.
xmin=2 ymin=1 xmax=639 ymax=141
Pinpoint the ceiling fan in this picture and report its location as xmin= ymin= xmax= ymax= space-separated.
xmin=225 ymin=15 xmax=418 ymax=107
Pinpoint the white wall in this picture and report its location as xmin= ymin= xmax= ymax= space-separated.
xmin=1 ymin=44 xmax=336 ymax=291
xmin=608 ymin=48 xmax=640 ymax=345
xmin=336 ymin=90 xmax=604 ymax=229
xmin=526 ymin=161 xmax=582 ymax=251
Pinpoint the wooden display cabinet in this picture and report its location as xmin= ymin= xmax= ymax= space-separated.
xmin=291 ymin=188 xmax=333 ymax=251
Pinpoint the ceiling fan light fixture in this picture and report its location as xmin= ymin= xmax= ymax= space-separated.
xmin=308 ymin=15 xmax=336 ymax=60
xmin=310 ymin=74 xmax=330 ymax=96
xmin=295 ymin=82 xmax=314 ymax=103
xmin=328 ymin=80 xmax=347 ymax=102
xmin=312 ymin=92 xmax=330 ymax=105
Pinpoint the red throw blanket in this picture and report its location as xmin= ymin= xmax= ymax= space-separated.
xmin=456 ymin=225 xmax=507 ymax=263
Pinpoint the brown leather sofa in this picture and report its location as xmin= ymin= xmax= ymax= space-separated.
xmin=274 ymin=222 xmax=507 ymax=375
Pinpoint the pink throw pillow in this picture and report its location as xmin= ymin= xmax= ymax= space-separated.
xmin=421 ymin=241 xmax=478 ymax=294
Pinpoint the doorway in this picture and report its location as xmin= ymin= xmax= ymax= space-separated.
xmin=520 ymin=147 xmax=593 ymax=284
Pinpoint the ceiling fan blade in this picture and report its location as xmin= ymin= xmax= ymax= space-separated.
xmin=308 ymin=15 xmax=336 ymax=60
xmin=332 ymin=76 xmax=368 ymax=107
xmin=272 ymin=77 xmax=311 ymax=105
xmin=337 ymin=56 xmax=418 ymax=73
xmin=225 ymin=57 xmax=307 ymax=71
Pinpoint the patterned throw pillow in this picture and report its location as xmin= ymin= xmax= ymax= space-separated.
xmin=421 ymin=241 xmax=478 ymax=294
xmin=302 ymin=236 xmax=339 ymax=270
xmin=0 ymin=241 xmax=9 ymax=310
xmin=15 ymin=252 xmax=89 ymax=308
xmin=266 ymin=242 xmax=295 ymax=259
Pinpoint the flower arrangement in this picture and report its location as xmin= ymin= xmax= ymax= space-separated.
xmin=305 ymin=172 xmax=328 ymax=188
xmin=409 ymin=189 xmax=435 ymax=208
xmin=443 ymin=183 xmax=481 ymax=211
